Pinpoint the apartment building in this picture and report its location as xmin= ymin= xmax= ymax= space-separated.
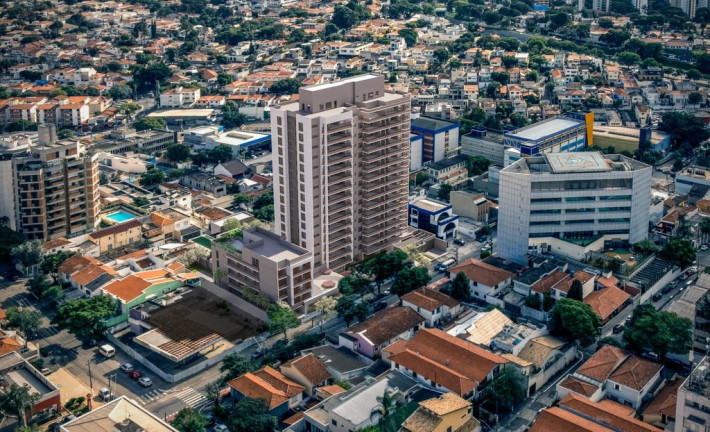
xmin=211 ymin=226 xmax=315 ymax=310
xmin=675 ymin=356 xmax=710 ymax=432
xmin=667 ymin=273 xmax=710 ymax=355
xmin=270 ymin=74 xmax=411 ymax=270
xmin=5 ymin=125 xmax=99 ymax=240
xmin=159 ymin=86 xmax=201 ymax=108
xmin=410 ymin=117 xmax=461 ymax=170
xmin=498 ymin=152 xmax=652 ymax=265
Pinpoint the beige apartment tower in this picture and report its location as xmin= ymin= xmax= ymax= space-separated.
xmin=12 ymin=128 xmax=100 ymax=240
xmin=270 ymin=74 xmax=411 ymax=270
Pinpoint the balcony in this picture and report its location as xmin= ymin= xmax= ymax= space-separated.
xmin=329 ymin=142 xmax=351 ymax=155
xmin=327 ymin=132 xmax=351 ymax=145
xmin=327 ymin=172 xmax=351 ymax=187
xmin=328 ymin=191 xmax=351 ymax=205
xmin=328 ymin=210 xmax=352 ymax=225
xmin=329 ymin=220 xmax=351 ymax=232
xmin=328 ymin=182 xmax=352 ymax=195
xmin=327 ymin=152 xmax=352 ymax=165
xmin=329 ymin=229 xmax=352 ymax=244
xmin=328 ymin=201 xmax=350 ymax=214
xmin=326 ymin=123 xmax=351 ymax=134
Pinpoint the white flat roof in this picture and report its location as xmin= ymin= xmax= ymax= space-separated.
xmin=507 ymin=118 xmax=582 ymax=142
xmin=304 ymin=74 xmax=379 ymax=92
xmin=148 ymin=109 xmax=214 ymax=118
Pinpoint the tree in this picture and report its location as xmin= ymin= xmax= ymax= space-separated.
xmin=108 ymin=84 xmax=133 ymax=100
xmin=57 ymin=129 xmax=74 ymax=140
xmin=623 ymin=304 xmax=692 ymax=359
xmin=549 ymin=298 xmax=600 ymax=347
xmin=226 ymin=397 xmax=277 ymax=432
xmin=369 ymin=390 xmax=401 ymax=432
xmin=391 ymin=267 xmax=431 ymax=296
xmin=467 ymin=156 xmax=490 ymax=176
xmin=269 ymin=79 xmax=301 ymax=95
xmin=52 ymin=295 xmax=118 ymax=339
xmin=568 ymin=279 xmax=583 ymax=301
xmin=40 ymin=251 xmax=73 ymax=278
xmin=433 ymin=48 xmax=451 ymax=64
xmin=133 ymin=117 xmax=164 ymax=131
xmin=617 ymin=51 xmax=641 ymax=66
xmin=482 ymin=368 xmax=525 ymax=413
xmin=360 ymin=250 xmax=408 ymax=291
xmin=26 ymin=275 xmax=50 ymax=298
xmin=5 ymin=307 xmax=42 ymax=338
xmin=438 ymin=183 xmax=453 ymax=201
xmin=689 ymin=92 xmax=703 ymax=105
xmin=331 ymin=4 xmax=358 ymax=29
xmin=132 ymin=62 xmax=173 ymax=93
xmin=337 ymin=274 xmax=371 ymax=296
xmin=336 ymin=295 xmax=369 ymax=326
xmin=0 ymin=384 xmax=41 ymax=427
xmin=598 ymin=18 xmax=614 ymax=28
xmin=140 ymin=168 xmax=165 ymax=186
xmin=398 ymin=28 xmax=417 ymax=47
xmin=209 ymin=144 xmax=234 ymax=164
xmin=414 ymin=172 xmax=428 ymax=186
xmin=314 ymin=296 xmax=337 ymax=330
xmin=166 ymin=144 xmax=191 ymax=162
xmin=687 ymin=69 xmax=703 ymax=79
xmin=660 ymin=237 xmax=696 ymax=269
xmin=10 ymin=240 xmax=42 ymax=268
xmin=659 ymin=112 xmax=710 ymax=150
xmin=266 ymin=304 xmax=299 ymax=338
xmin=451 ymin=272 xmax=471 ymax=301
xmin=133 ymin=196 xmax=149 ymax=207
xmin=220 ymin=354 xmax=255 ymax=383
xmin=171 ymin=408 xmax=208 ymax=432
xmin=233 ymin=194 xmax=252 ymax=206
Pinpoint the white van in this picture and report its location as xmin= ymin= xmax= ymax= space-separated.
xmin=98 ymin=387 xmax=111 ymax=401
xmin=98 ymin=344 xmax=115 ymax=358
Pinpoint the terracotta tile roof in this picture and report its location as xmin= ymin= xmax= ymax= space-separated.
xmin=103 ymin=274 xmax=152 ymax=302
xmin=71 ymin=264 xmax=109 ymax=285
xmin=150 ymin=212 xmax=174 ymax=227
xmin=345 ymin=306 xmax=424 ymax=347
xmin=228 ymin=366 xmax=304 ymax=410
xmin=0 ymin=335 xmax=21 ymax=356
xmin=449 ymin=258 xmax=514 ymax=287
xmin=530 ymin=407 xmax=613 ymax=432
xmin=597 ymin=275 xmax=619 ymax=288
xmin=608 ymin=356 xmax=662 ymax=390
xmin=554 ymin=271 xmax=594 ymax=293
xmin=401 ymin=287 xmax=459 ymax=312
xmin=531 ymin=270 xmax=568 ymax=294
xmin=642 ymin=378 xmax=681 ymax=419
xmin=42 ymin=237 xmax=71 ymax=250
xmin=387 ymin=328 xmax=508 ymax=396
xmin=577 ymin=345 xmax=627 ymax=383
xmin=517 ymin=336 xmax=565 ymax=368
xmin=583 ymin=287 xmax=630 ymax=321
xmin=559 ymin=376 xmax=600 ymax=397
xmin=89 ymin=220 xmax=142 ymax=240
xmin=559 ymin=394 xmax=662 ymax=432
xmin=196 ymin=207 xmax=230 ymax=220
xmin=418 ymin=392 xmax=471 ymax=415
xmin=318 ymin=384 xmax=346 ymax=399
xmin=58 ymin=254 xmax=93 ymax=275
xmin=282 ymin=353 xmax=331 ymax=386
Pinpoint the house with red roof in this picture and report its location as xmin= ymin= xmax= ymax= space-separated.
xmin=556 ymin=345 xmax=663 ymax=409
xmin=227 ymin=366 xmax=304 ymax=418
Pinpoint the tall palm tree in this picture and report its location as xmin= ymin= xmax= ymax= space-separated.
xmin=700 ymin=217 xmax=710 ymax=244
xmin=0 ymin=384 xmax=41 ymax=427
xmin=370 ymin=390 xmax=401 ymax=432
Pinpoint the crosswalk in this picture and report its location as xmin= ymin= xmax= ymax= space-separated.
xmin=173 ymin=387 xmax=211 ymax=411
xmin=138 ymin=389 xmax=166 ymax=405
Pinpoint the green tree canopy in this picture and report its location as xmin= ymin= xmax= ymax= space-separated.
xmin=166 ymin=144 xmax=191 ymax=162
xmin=10 ymin=240 xmax=42 ymax=268
xmin=623 ymin=304 xmax=693 ymax=359
xmin=549 ymin=298 xmax=600 ymax=347
xmin=659 ymin=112 xmax=710 ymax=150
xmin=5 ymin=307 xmax=42 ymax=338
xmin=359 ymin=250 xmax=408 ymax=290
xmin=171 ymin=408 xmax=208 ymax=432
xmin=482 ymin=368 xmax=525 ymax=413
xmin=391 ymin=266 xmax=431 ymax=296
xmin=0 ymin=384 xmax=41 ymax=427
xmin=140 ymin=168 xmax=165 ymax=186
xmin=451 ymin=272 xmax=471 ymax=301
xmin=270 ymin=78 xmax=301 ymax=95
xmin=209 ymin=144 xmax=234 ymax=164
xmin=617 ymin=51 xmax=641 ymax=66
xmin=336 ymin=295 xmax=369 ymax=327
xmin=220 ymin=353 xmax=256 ymax=384
xmin=226 ymin=397 xmax=277 ymax=432
xmin=438 ymin=183 xmax=453 ymax=201
xmin=660 ymin=237 xmax=696 ymax=269
xmin=133 ymin=117 xmax=165 ymax=131
xmin=266 ymin=305 xmax=299 ymax=338
xmin=221 ymin=101 xmax=247 ymax=129
xmin=52 ymin=295 xmax=118 ymax=339
xmin=108 ymin=84 xmax=133 ymax=100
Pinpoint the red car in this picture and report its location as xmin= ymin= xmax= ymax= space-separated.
xmin=129 ymin=370 xmax=142 ymax=380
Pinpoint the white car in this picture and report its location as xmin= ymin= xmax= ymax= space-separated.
xmin=214 ymin=425 xmax=229 ymax=432
xmin=138 ymin=377 xmax=152 ymax=387
xmin=120 ymin=363 xmax=134 ymax=373
xmin=701 ymin=244 xmax=709 ymax=251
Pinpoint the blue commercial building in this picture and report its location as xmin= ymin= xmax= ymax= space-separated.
xmin=410 ymin=117 xmax=461 ymax=171
xmin=408 ymin=198 xmax=459 ymax=240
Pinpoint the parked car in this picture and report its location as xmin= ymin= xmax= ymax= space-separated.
xmin=214 ymin=425 xmax=229 ymax=432
xmin=138 ymin=377 xmax=152 ymax=387
xmin=99 ymin=387 xmax=111 ymax=402
xmin=652 ymin=293 xmax=663 ymax=302
xmin=612 ymin=324 xmax=624 ymax=334
xmin=273 ymin=338 xmax=288 ymax=348
xmin=453 ymin=238 xmax=465 ymax=246
xmin=129 ymin=370 xmax=142 ymax=380
xmin=662 ymin=285 xmax=673 ymax=294
xmin=120 ymin=363 xmax=134 ymax=373
xmin=251 ymin=349 xmax=265 ymax=360
xmin=641 ymin=351 xmax=660 ymax=362
xmin=373 ymin=301 xmax=388 ymax=312
xmin=62 ymin=415 xmax=77 ymax=424
xmin=701 ymin=244 xmax=709 ymax=251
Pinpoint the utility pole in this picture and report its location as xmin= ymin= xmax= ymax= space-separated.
xmin=87 ymin=360 xmax=93 ymax=396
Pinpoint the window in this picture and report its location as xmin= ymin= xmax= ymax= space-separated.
xmin=614 ymin=383 xmax=620 ymax=390
xmin=331 ymin=419 xmax=337 ymax=426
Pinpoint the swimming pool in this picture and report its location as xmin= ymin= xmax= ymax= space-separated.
xmin=106 ymin=211 xmax=136 ymax=223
